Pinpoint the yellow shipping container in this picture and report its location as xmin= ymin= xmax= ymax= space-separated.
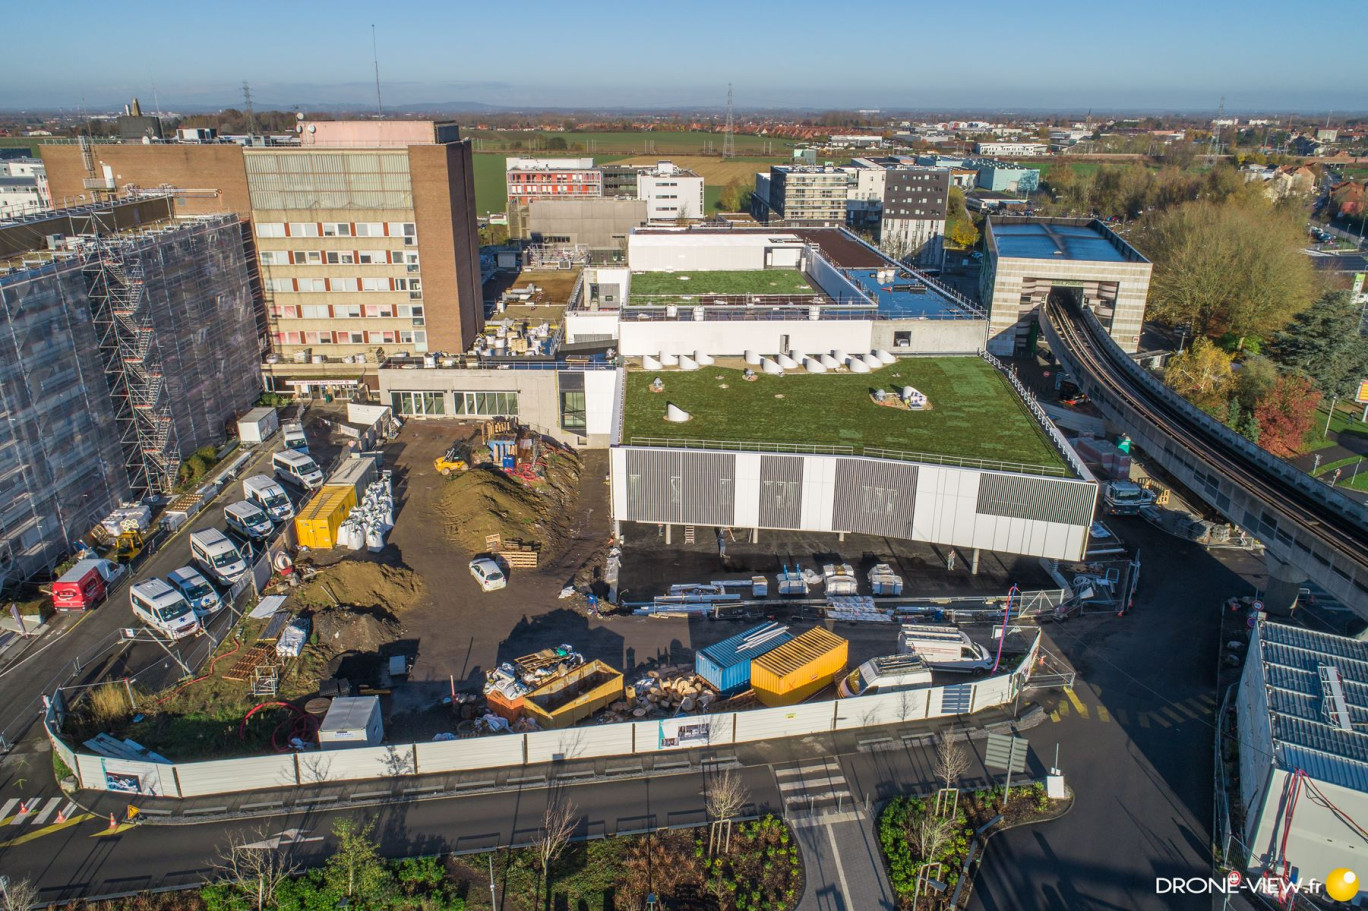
xmin=522 ymin=660 xmax=624 ymax=730
xmin=750 ymin=626 xmax=848 ymax=707
xmin=293 ymin=486 xmax=357 ymax=549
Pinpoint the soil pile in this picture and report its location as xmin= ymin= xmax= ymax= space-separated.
xmin=292 ymin=560 xmax=425 ymax=614
xmin=312 ymin=607 xmax=402 ymax=659
xmin=437 ymin=451 xmax=582 ymax=558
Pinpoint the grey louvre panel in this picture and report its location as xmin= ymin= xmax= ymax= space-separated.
xmin=976 ymin=474 xmax=1095 ymax=526
xmin=832 ymin=459 xmax=918 ymax=538
xmin=624 ymin=449 xmax=735 ymax=526
xmin=940 ymin=684 xmax=973 ymax=714
xmin=759 ymin=455 xmax=804 ymax=528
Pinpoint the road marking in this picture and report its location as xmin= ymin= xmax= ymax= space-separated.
xmin=1151 ymin=712 xmax=1172 ymax=728
xmin=1113 ymin=708 xmax=1129 ymax=725
xmin=1096 ymin=706 xmax=1111 ymax=724
xmin=1048 ymin=709 xmax=1061 ymax=723
xmin=9 ymin=798 xmax=42 ymax=824
xmin=1174 ymin=701 xmax=1203 ymax=719
xmin=0 ymin=799 xmax=18 ymax=821
xmin=1162 ymin=706 xmax=1186 ymax=724
xmin=1196 ymin=693 xmax=1217 ymax=706
xmin=1138 ymin=713 xmax=1151 ymax=729
xmin=825 ymin=823 xmax=854 ymax=905
xmin=1065 ymin=689 xmax=1089 ymax=719
xmin=31 ymin=796 xmax=62 ymax=825
xmin=0 ymin=812 xmax=93 ymax=848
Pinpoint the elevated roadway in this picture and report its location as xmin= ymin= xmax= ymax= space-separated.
xmin=1043 ymin=297 xmax=1368 ymax=618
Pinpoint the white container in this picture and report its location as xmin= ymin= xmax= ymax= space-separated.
xmin=695 ymin=351 xmax=715 ymax=366
xmin=660 ymin=352 xmax=679 ymax=367
xmin=776 ymin=354 xmax=798 ymax=369
xmin=642 ymin=354 xmax=662 ymax=370
xmin=848 ymin=358 xmax=871 ymax=374
xmin=678 ymin=355 xmax=699 ymax=371
xmin=874 ymin=349 xmax=896 ymax=365
xmin=803 ymin=358 xmax=827 ymax=374
xmin=318 ymin=696 xmax=384 ymax=750
xmin=762 ymin=358 xmax=784 ymax=376
xmin=819 ymin=353 xmax=839 ymax=369
xmin=237 ymin=407 xmax=279 ymax=445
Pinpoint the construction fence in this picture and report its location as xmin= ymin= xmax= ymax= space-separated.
xmin=44 ymin=634 xmax=1039 ymax=799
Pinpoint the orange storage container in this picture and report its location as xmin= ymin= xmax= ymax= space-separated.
xmin=750 ymin=626 xmax=848 ymax=707
xmin=485 ymin=688 xmax=525 ymax=723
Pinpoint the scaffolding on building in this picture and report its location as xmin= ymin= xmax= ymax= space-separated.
xmin=524 ymin=243 xmax=590 ymax=270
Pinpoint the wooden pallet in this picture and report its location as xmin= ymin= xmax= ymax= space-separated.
xmin=498 ymin=548 xmax=539 ymax=568
xmin=224 ymin=645 xmax=275 ymax=681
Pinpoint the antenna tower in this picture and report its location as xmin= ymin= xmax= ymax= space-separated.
xmin=372 ymin=25 xmax=384 ymax=117
xmin=1207 ymin=96 xmax=1225 ymax=162
xmin=722 ymin=84 xmax=735 ymax=159
xmin=242 ymin=82 xmax=256 ymax=136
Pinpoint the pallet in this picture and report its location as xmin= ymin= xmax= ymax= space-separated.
xmin=485 ymin=533 xmax=502 ymax=550
xmin=224 ymin=645 xmax=275 ymax=681
xmin=498 ymin=548 xmax=539 ymax=568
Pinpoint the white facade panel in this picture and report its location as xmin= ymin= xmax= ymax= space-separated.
xmin=525 ymin=724 xmax=635 ymax=764
xmin=801 ymin=456 xmax=837 ymax=531
xmin=617 ymin=319 xmax=873 ymax=359
xmin=732 ymin=702 xmax=837 ymax=744
xmin=564 ymin=309 xmax=622 ymax=344
xmin=734 ymin=453 xmax=763 ymax=528
xmin=610 ymin=447 xmax=629 ymax=517
xmin=833 ymin=687 xmax=933 ymax=729
xmin=414 ymin=734 xmax=526 ymax=773
xmin=174 ymin=754 xmax=300 ymax=796
xmin=584 ymin=369 xmax=619 ymax=437
xmin=314 ymin=745 xmax=415 ymax=783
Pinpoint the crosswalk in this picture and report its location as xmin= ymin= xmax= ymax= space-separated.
xmin=0 ymin=796 xmax=80 ymax=828
xmin=773 ymin=759 xmax=856 ymax=819
xmin=1046 ymin=690 xmax=1216 ymax=728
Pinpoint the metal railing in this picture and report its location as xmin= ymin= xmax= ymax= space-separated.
xmin=620 ymin=305 xmax=878 ymax=323
xmin=978 ymin=349 xmax=1093 ymax=480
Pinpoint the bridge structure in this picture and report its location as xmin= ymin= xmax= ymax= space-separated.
xmin=1042 ymin=296 xmax=1368 ymax=620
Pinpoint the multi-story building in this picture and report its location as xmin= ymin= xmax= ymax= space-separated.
xmin=881 ymin=167 xmax=950 ymax=267
xmin=42 ymin=119 xmax=484 ymax=394
xmin=979 ymin=216 xmax=1152 ymax=355
xmin=0 ymin=197 xmax=262 ymax=586
xmin=505 ymin=157 xmax=601 ymax=205
xmin=0 ymin=158 xmax=50 ymax=218
xmin=973 ymin=141 xmax=1048 ymax=157
xmin=752 ymin=165 xmax=848 ymax=225
xmin=976 ymin=162 xmax=1041 ymax=195
xmin=599 ymin=163 xmax=642 ymax=198
xmin=636 ymin=161 xmax=704 ymax=223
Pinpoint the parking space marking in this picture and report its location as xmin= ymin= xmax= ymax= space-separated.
xmin=1064 ymin=688 xmax=1090 ymax=719
xmin=1096 ymin=706 xmax=1111 ymax=724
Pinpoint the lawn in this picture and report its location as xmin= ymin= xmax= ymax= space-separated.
xmin=617 ymin=154 xmax=782 ymax=187
xmin=471 ymin=152 xmax=632 ymax=217
xmin=622 ymin=358 xmax=1066 ymax=471
xmin=629 ymin=269 xmax=815 ymax=298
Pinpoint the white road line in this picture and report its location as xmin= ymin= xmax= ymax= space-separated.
xmin=826 ymin=823 xmax=854 ymax=906
xmin=0 ymin=799 xmax=18 ymax=820
xmin=60 ymin=801 xmax=77 ymax=821
xmin=9 ymin=798 xmax=39 ymax=824
xmin=32 ymin=796 xmax=62 ymax=825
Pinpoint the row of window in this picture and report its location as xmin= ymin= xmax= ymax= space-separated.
xmin=277 ymin=329 xmax=427 ymax=346
xmin=274 ymin=303 xmax=423 ymax=321
xmin=265 ymin=277 xmax=421 ymax=294
xmin=388 ymin=390 xmax=520 ymax=417
xmin=508 ymin=173 xmax=598 ymax=182
xmin=256 ymin=222 xmax=415 ymax=239
xmin=260 ymin=250 xmax=419 ymax=266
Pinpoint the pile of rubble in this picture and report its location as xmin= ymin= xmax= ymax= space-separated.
xmin=603 ymin=666 xmax=719 ymax=720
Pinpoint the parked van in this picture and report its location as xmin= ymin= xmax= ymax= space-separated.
xmin=242 ymin=474 xmax=294 ymax=522
xmin=273 ymin=450 xmax=324 ymax=490
xmin=129 ymin=578 xmax=201 ymax=639
xmin=166 ymin=566 xmax=222 ymax=617
xmin=224 ymin=501 xmax=274 ymax=542
xmin=50 ymin=559 xmax=124 ymax=610
xmin=189 ymin=528 xmax=249 ymax=586
xmin=897 ymin=624 xmax=993 ymax=673
xmin=839 ymin=653 xmax=933 ymax=698
xmin=281 ymin=421 xmax=309 ymax=453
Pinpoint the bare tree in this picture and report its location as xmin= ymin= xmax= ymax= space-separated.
xmin=212 ymin=828 xmax=299 ymax=911
xmin=934 ymin=736 xmax=970 ymax=791
xmin=911 ymin=813 xmax=956 ymax=863
xmin=0 ymin=877 xmax=40 ymax=911
xmin=532 ymin=792 xmax=579 ymax=907
xmin=705 ymin=767 xmax=750 ymax=854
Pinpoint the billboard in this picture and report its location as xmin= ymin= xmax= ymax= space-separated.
xmin=1356 ymin=379 xmax=1368 ymax=405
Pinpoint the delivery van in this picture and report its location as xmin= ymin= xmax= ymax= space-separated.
xmin=224 ymin=501 xmax=274 ymax=542
xmin=189 ymin=528 xmax=249 ymax=586
xmin=897 ymin=624 xmax=993 ymax=673
xmin=273 ymin=450 xmax=324 ymax=490
xmin=242 ymin=474 xmax=294 ymax=522
xmin=129 ymin=578 xmax=201 ymax=639
xmin=166 ymin=566 xmax=222 ymax=617
xmin=50 ymin=559 xmax=124 ymax=610
xmin=281 ymin=421 xmax=309 ymax=453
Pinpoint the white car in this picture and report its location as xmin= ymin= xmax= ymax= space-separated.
xmin=469 ymin=558 xmax=507 ymax=592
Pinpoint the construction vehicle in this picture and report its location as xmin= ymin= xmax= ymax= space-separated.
xmin=87 ymin=523 xmax=150 ymax=563
xmin=433 ymin=441 xmax=469 ymax=476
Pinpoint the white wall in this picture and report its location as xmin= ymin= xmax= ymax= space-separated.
xmin=618 ymin=318 xmax=874 ymax=358
xmin=628 ymin=234 xmax=805 ymax=272
xmin=872 ymin=319 xmax=987 ymax=354
xmin=585 ymin=369 xmax=619 ymax=438
xmin=565 ymin=309 xmax=621 ymax=344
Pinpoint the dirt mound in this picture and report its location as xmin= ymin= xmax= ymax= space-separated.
xmin=292 ymin=560 xmax=425 ymax=614
xmin=313 ymin=607 xmax=401 ymax=659
xmin=438 ymin=452 xmax=582 ymax=558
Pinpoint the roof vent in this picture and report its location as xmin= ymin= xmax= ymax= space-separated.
xmin=1320 ymin=664 xmax=1354 ymax=733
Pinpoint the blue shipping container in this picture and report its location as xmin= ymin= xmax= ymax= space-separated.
xmin=695 ymin=622 xmax=794 ymax=695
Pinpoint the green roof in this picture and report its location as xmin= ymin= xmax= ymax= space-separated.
xmin=628 ymin=269 xmax=815 ymax=300
xmin=621 ymin=357 xmax=1067 ymax=475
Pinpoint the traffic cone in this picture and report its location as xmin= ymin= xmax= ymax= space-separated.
xmin=108 ymin=813 xmax=117 ymax=830
xmin=18 ymin=799 xmax=31 ymax=815
xmin=56 ymin=806 xmax=66 ymax=823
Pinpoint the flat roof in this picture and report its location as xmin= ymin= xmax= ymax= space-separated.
xmin=991 ymin=220 xmax=1131 ymax=263
xmin=628 ymin=269 xmax=816 ymax=299
xmin=845 ymin=267 xmax=979 ymax=319
xmin=622 ymin=357 xmax=1067 ymax=473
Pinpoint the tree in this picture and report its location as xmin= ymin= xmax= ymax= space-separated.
xmin=911 ymin=813 xmax=956 ymax=862
xmin=211 ymin=829 xmax=299 ymax=911
xmin=324 ymin=818 xmax=389 ymax=905
xmin=1254 ymin=374 xmax=1320 ymax=457
xmin=0 ymin=878 xmax=40 ymax=911
xmin=1163 ymin=337 xmax=1234 ymax=413
xmin=945 ymin=187 xmax=979 ymax=248
xmin=934 ymin=737 xmax=970 ymax=792
xmin=717 ymin=178 xmax=752 ymax=213
xmin=1233 ymin=356 xmax=1280 ymax=412
xmin=532 ymin=793 xmax=579 ymax=907
xmin=705 ymin=767 xmax=750 ymax=854
xmin=1136 ymin=197 xmax=1318 ymax=338
xmin=1269 ymin=291 xmax=1368 ymax=398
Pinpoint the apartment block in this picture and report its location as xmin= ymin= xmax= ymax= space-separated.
xmin=973 ymin=141 xmax=1048 ymax=157
xmin=0 ymin=158 xmax=50 ymax=218
xmin=636 ymin=161 xmax=704 ymax=222
xmin=505 ymin=157 xmax=601 ymax=205
xmin=753 ymin=165 xmax=848 ymax=224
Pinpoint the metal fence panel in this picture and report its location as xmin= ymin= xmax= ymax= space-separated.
xmin=732 ymin=702 xmax=835 ymax=744
xmin=833 ymin=687 xmax=933 ymax=729
xmin=414 ymin=734 xmax=525 ymax=773
xmin=175 ymin=754 xmax=300 ymax=796
xmin=76 ymin=753 xmax=178 ymax=797
xmin=303 ymin=745 xmax=415 ymax=783
xmin=525 ymin=724 xmax=634 ymax=764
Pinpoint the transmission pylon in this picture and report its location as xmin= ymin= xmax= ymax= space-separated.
xmin=242 ymin=81 xmax=256 ymax=136
xmin=1207 ymin=96 xmax=1225 ymax=163
xmin=722 ymin=84 xmax=735 ymax=159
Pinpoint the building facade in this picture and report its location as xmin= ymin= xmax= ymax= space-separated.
xmin=881 ymin=168 xmax=950 ymax=267
xmin=0 ymin=158 xmax=50 ymax=218
xmin=504 ymin=157 xmax=601 ymax=205
xmin=636 ymin=161 xmax=704 ymax=223
xmin=973 ymin=142 xmax=1048 ymax=157
xmin=756 ymin=166 xmax=849 ymax=224
xmin=599 ymin=164 xmax=641 ymax=198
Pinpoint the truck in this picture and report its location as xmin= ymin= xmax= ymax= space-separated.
xmin=281 ymin=421 xmax=308 ymax=453
xmin=1102 ymin=480 xmax=1158 ymax=516
xmin=236 ymin=407 xmax=280 ymax=445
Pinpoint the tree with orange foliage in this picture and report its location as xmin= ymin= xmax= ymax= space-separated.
xmin=1253 ymin=374 xmax=1320 ymax=458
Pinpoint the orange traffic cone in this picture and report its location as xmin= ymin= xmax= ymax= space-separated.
xmin=18 ymin=800 xmax=31 ymax=815
xmin=108 ymin=813 xmax=117 ymax=830
xmin=56 ymin=806 xmax=66 ymax=823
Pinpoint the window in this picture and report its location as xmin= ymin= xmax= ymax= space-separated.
xmin=354 ymin=223 xmax=385 ymax=237
xmin=560 ymin=390 xmax=586 ymax=431
xmin=322 ymin=222 xmax=351 ymax=237
xmin=362 ymin=277 xmax=389 ymax=292
xmin=345 ymin=331 xmax=365 ymax=344
xmin=300 ymin=305 xmax=330 ymax=319
xmin=387 ymin=222 xmax=416 ymax=237
xmin=893 ymin=331 xmax=912 ymax=348
xmin=334 ymin=304 xmax=361 ymax=319
xmin=259 ymin=251 xmax=288 ymax=266
xmin=390 ymin=391 xmax=445 ymax=416
xmin=357 ymin=250 xmax=385 ymax=264
xmin=300 ymin=250 xmax=322 ymax=265
xmin=266 ymin=278 xmax=293 ymax=292
xmin=300 ymin=279 xmax=326 ymax=292
xmin=326 ymin=251 xmax=356 ymax=264
xmin=289 ymin=222 xmax=319 ymax=237
xmin=256 ymin=222 xmax=286 ymax=238
xmin=331 ymin=277 xmax=358 ymax=292
xmin=452 ymin=391 xmax=519 ymax=416
xmin=278 ymin=305 xmax=298 ymax=319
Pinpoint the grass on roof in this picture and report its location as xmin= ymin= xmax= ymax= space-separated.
xmin=628 ymin=269 xmax=815 ymax=299
xmin=622 ymin=358 xmax=1065 ymax=471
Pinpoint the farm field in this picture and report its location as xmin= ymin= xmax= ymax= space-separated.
xmin=467 ymin=129 xmax=793 ymax=156
xmin=618 ymin=154 xmax=781 ymax=186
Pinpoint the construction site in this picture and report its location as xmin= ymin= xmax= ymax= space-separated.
xmin=0 ymin=196 xmax=263 ymax=588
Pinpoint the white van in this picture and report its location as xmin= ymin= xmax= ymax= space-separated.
xmin=897 ymin=624 xmax=994 ymax=673
xmin=189 ymin=528 xmax=249 ymax=586
xmin=166 ymin=566 xmax=222 ymax=617
xmin=242 ymin=475 xmax=294 ymax=522
xmin=129 ymin=578 xmax=201 ymax=639
xmin=839 ymin=653 xmax=933 ymax=698
xmin=273 ymin=450 xmax=324 ymax=490
xmin=224 ymin=500 xmax=274 ymax=541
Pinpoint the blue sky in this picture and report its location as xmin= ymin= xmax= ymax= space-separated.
xmin=4 ymin=0 xmax=1363 ymax=113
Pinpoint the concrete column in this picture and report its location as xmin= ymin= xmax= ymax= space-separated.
xmin=971 ymin=548 xmax=981 ymax=575
xmin=752 ymin=527 xmax=759 ymax=544
xmin=664 ymin=524 xmax=671 ymax=545
xmin=838 ymin=531 xmax=845 ymax=542
xmin=1262 ymin=552 xmax=1306 ymax=617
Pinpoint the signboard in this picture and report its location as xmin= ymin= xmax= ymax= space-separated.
xmin=1356 ymin=379 xmax=1368 ymax=405
xmin=658 ymin=717 xmax=713 ymax=750
xmin=984 ymin=733 xmax=1028 ymax=773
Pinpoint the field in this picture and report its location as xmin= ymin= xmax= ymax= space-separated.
xmin=628 ymin=269 xmax=814 ymax=298
xmin=621 ymin=358 xmax=1065 ymax=471
xmin=468 ymin=129 xmax=791 ymax=157
xmin=617 ymin=154 xmax=780 ymax=187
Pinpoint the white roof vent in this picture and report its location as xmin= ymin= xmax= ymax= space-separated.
xmin=665 ymin=403 xmax=692 ymax=422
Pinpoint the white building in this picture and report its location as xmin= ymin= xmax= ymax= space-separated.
xmin=635 ymin=161 xmax=704 ymax=223
xmin=0 ymin=158 xmax=50 ymax=218
xmin=973 ymin=142 xmax=1048 ymax=157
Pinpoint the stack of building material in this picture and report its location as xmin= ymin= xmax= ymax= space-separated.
xmin=823 ymin=563 xmax=859 ymax=596
xmin=483 ymin=644 xmax=584 ymax=721
xmin=337 ymin=471 xmax=394 ymax=552
xmin=1073 ymin=436 xmax=1131 ymax=481
xmin=868 ymin=563 xmax=904 ymax=595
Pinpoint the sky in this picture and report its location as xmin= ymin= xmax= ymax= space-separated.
xmin=4 ymin=0 xmax=1364 ymax=115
